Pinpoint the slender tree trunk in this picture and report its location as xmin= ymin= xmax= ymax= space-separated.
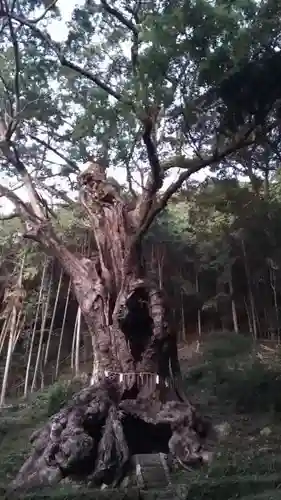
xmin=269 ymin=264 xmax=280 ymax=343
xmin=31 ymin=263 xmax=53 ymax=392
xmin=195 ymin=270 xmax=202 ymax=338
xmin=75 ymin=307 xmax=82 ymax=375
xmin=0 ymin=316 xmax=10 ymax=356
xmin=24 ymin=258 xmax=49 ymax=397
xmin=229 ymin=271 xmax=239 ymax=333
xmin=241 ymin=239 xmax=257 ymax=340
xmin=0 ymin=306 xmax=17 ymax=407
xmin=55 ymin=278 xmax=71 ymax=379
xmin=0 ymin=254 xmax=26 ymax=405
xmin=71 ymin=306 xmax=79 ymax=372
xmin=244 ymin=296 xmax=253 ymax=335
xmin=44 ymin=267 xmax=63 ymax=367
xmin=180 ymin=291 xmax=186 ymax=342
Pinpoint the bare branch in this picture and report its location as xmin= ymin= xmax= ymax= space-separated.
xmin=37 ymin=182 xmax=77 ymax=209
xmin=59 ymin=57 xmax=124 ymax=101
xmin=31 ymin=0 xmax=59 ymax=23
xmin=28 ymin=134 xmax=79 ymax=172
xmin=100 ymin=0 xmax=140 ymax=75
xmin=100 ymin=0 xmax=138 ymax=35
xmin=124 ymin=132 xmax=139 ymax=198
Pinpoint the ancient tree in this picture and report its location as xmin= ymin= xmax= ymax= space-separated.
xmin=0 ymin=0 xmax=281 ymax=491
xmin=7 ymin=114 xmax=217 ymax=491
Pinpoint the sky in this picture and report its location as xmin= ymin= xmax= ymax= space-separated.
xmin=0 ymin=0 xmax=209 ymax=215
xmin=48 ymin=0 xmax=83 ymax=41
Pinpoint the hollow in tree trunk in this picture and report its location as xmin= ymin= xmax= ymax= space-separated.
xmin=12 ymin=160 xmax=213 ymax=490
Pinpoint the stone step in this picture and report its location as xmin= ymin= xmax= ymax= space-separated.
xmin=132 ymin=453 xmax=172 ymax=489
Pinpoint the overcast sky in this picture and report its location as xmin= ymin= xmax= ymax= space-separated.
xmin=48 ymin=0 xmax=83 ymax=41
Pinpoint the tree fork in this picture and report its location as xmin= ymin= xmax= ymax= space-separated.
xmin=10 ymin=160 xmax=213 ymax=490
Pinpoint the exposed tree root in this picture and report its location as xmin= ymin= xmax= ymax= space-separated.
xmin=10 ymin=378 xmax=212 ymax=492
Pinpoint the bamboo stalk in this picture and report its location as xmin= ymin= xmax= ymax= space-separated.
xmin=71 ymin=306 xmax=79 ymax=371
xmin=0 ymin=306 xmax=17 ymax=407
xmin=55 ymin=278 xmax=71 ymax=379
xmin=0 ymin=252 xmax=26 ymax=406
xmin=24 ymin=257 xmax=49 ymax=397
xmin=13 ymin=313 xmax=26 ymax=349
xmin=44 ymin=267 xmax=64 ymax=366
xmin=195 ymin=270 xmax=202 ymax=338
xmin=0 ymin=316 xmax=10 ymax=355
xmin=31 ymin=261 xmax=54 ymax=392
xmin=75 ymin=307 xmax=81 ymax=376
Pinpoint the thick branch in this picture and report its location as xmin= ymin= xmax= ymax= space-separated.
xmin=142 ymin=112 xmax=163 ymax=196
xmin=136 ymin=120 xmax=281 ymax=241
xmin=133 ymin=107 xmax=164 ymax=231
xmin=0 ymin=182 xmax=38 ymax=221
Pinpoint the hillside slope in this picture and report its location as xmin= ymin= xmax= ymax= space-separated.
xmin=2 ymin=334 xmax=281 ymax=499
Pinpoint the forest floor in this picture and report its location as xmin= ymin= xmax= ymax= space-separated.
xmin=2 ymin=333 xmax=281 ymax=499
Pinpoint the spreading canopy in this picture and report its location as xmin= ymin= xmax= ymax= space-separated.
xmin=0 ymin=0 xmax=280 ymax=232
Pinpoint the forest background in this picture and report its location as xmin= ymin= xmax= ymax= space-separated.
xmin=0 ymin=0 xmax=281 ymax=405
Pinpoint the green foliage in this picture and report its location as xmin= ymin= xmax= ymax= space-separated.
xmin=203 ymin=332 xmax=252 ymax=361
xmin=0 ymin=0 xmax=280 ymax=194
xmin=46 ymin=381 xmax=77 ymax=416
xmin=186 ymin=333 xmax=281 ymax=414
xmin=218 ymin=361 xmax=281 ymax=413
xmin=0 ymin=1 xmax=280 ymax=343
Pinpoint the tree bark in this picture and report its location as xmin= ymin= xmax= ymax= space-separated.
xmin=11 ymin=162 xmax=212 ymax=490
xmin=11 ymin=379 xmax=212 ymax=492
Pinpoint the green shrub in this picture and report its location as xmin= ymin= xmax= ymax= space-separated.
xmin=46 ymin=382 xmax=74 ymax=416
xmin=203 ymin=332 xmax=253 ymax=363
xmin=216 ymin=360 xmax=281 ymax=413
xmin=184 ymin=333 xmax=281 ymax=414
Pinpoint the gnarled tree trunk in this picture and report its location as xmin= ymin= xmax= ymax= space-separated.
xmin=71 ymin=161 xmax=187 ymax=401
xmin=11 ymin=160 xmax=213 ymax=490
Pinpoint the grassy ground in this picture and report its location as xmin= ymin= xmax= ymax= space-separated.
xmin=2 ymin=333 xmax=281 ymax=499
